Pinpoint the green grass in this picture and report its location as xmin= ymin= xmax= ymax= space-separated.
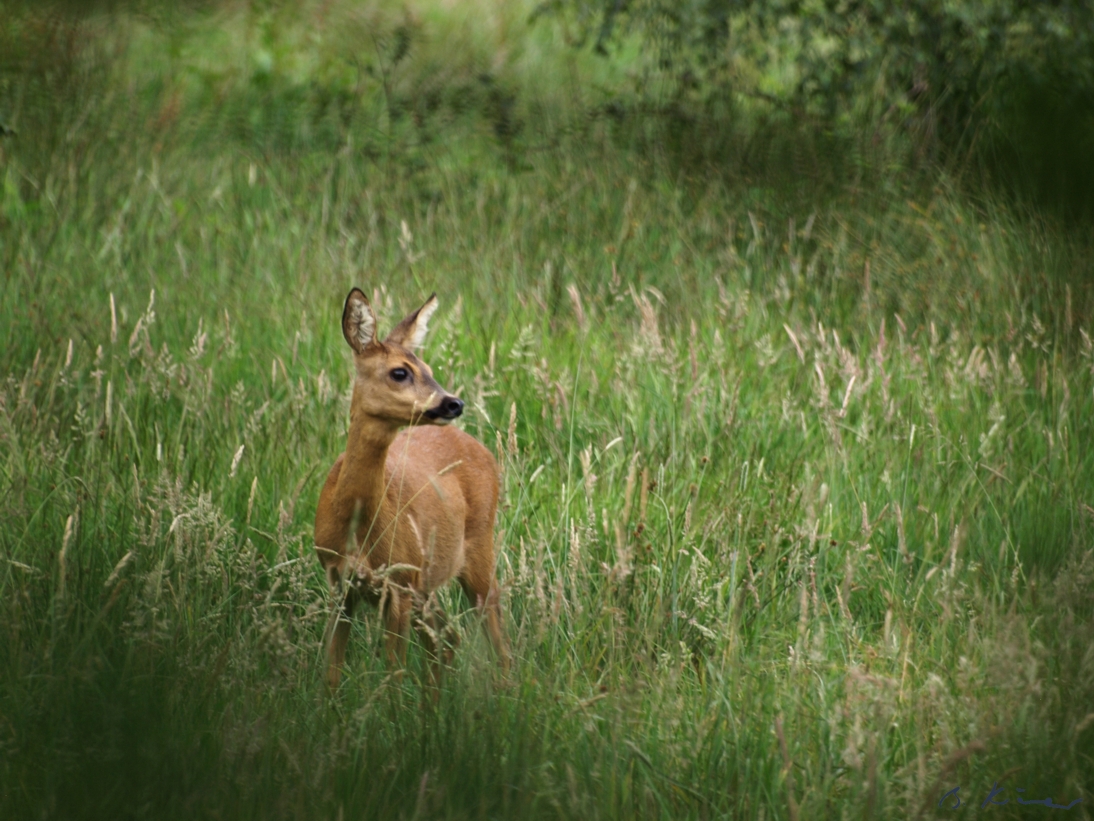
xmin=1 ymin=2 xmax=1092 ymax=819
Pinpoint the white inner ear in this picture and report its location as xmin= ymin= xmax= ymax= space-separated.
xmin=350 ymin=299 xmax=376 ymax=348
xmin=405 ymin=298 xmax=438 ymax=350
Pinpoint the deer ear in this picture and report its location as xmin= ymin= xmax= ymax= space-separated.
xmin=342 ymin=288 xmax=378 ymax=355
xmin=385 ymin=293 xmax=438 ymax=351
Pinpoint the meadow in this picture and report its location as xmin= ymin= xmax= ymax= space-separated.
xmin=1 ymin=2 xmax=1092 ymax=818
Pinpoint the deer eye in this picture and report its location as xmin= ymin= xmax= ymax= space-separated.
xmin=390 ymin=367 xmax=409 ymax=382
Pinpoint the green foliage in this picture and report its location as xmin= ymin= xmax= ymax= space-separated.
xmin=1 ymin=1 xmax=1093 ymax=818
xmin=549 ymin=0 xmax=1094 ymax=215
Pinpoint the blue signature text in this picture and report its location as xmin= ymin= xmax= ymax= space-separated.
xmin=941 ymin=782 xmax=1082 ymax=811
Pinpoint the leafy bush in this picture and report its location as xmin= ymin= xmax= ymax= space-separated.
xmin=549 ymin=0 xmax=1094 ymax=213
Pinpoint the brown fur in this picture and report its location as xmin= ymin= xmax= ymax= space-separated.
xmin=314 ymin=289 xmax=509 ymax=690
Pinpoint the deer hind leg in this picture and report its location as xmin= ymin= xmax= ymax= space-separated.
xmin=459 ymin=572 xmax=510 ymax=674
xmin=481 ymin=581 xmax=510 ymax=674
xmin=459 ymin=519 xmax=511 ymax=673
xmin=324 ymin=565 xmax=356 ymax=690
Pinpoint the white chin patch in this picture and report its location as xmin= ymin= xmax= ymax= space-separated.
xmin=432 ymin=416 xmax=454 ymax=426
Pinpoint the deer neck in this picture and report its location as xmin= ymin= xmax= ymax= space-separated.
xmin=334 ymin=410 xmax=399 ymax=537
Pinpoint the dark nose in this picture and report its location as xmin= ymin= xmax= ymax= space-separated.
xmin=442 ymin=397 xmax=464 ymax=418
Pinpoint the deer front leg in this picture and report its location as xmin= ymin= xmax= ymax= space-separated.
xmin=414 ymin=592 xmax=461 ymax=698
xmin=327 ymin=617 xmax=352 ymax=689
xmin=325 ymin=566 xmax=355 ymax=689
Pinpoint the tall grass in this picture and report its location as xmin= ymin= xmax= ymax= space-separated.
xmin=1 ymin=2 xmax=1092 ymax=819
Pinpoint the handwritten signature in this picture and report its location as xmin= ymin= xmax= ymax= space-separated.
xmin=940 ymin=782 xmax=1083 ymax=810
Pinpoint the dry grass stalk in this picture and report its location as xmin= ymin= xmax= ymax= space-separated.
xmin=896 ymin=504 xmax=908 ymax=564
xmin=567 ymin=283 xmax=586 ymax=331
xmin=58 ymin=508 xmax=78 ymax=599
xmin=774 ymin=715 xmax=799 ymax=821
xmin=795 ymin=581 xmax=809 ymax=666
xmin=620 ymin=452 xmax=639 ymax=524
xmin=229 ymin=444 xmax=245 ymax=479
xmin=507 ymin=402 xmax=518 ymax=456
xmin=837 ymin=553 xmax=854 ymax=622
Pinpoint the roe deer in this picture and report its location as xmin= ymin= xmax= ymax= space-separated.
xmin=314 ymin=288 xmax=509 ymax=690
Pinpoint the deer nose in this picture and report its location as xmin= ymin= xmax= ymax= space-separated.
xmin=442 ymin=397 xmax=464 ymax=418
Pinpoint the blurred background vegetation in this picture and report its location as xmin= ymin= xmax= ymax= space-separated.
xmin=1 ymin=0 xmax=1092 ymax=819
xmin=546 ymin=0 xmax=1094 ymax=219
